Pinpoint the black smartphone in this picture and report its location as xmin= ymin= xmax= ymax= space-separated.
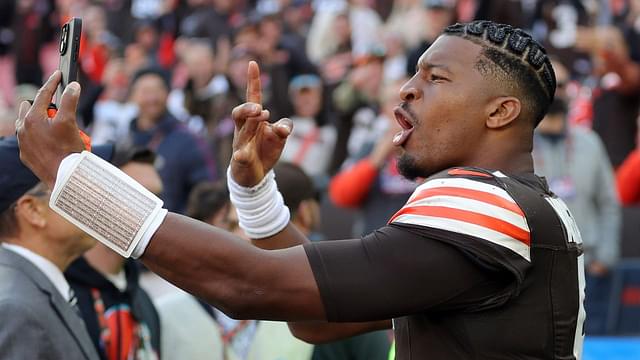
xmin=56 ymin=17 xmax=82 ymax=107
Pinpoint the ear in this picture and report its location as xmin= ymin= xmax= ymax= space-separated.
xmin=14 ymin=196 xmax=47 ymax=229
xmin=486 ymin=96 xmax=521 ymax=129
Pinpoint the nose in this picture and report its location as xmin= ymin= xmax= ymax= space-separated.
xmin=399 ymin=79 xmax=421 ymax=102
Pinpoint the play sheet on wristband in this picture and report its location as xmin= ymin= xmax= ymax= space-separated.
xmin=49 ymin=151 xmax=164 ymax=257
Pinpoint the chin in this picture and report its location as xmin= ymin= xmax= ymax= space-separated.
xmin=397 ymin=152 xmax=445 ymax=180
xmin=397 ymin=153 xmax=425 ymax=180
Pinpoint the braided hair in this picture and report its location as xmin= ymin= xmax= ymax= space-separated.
xmin=444 ymin=21 xmax=556 ymax=126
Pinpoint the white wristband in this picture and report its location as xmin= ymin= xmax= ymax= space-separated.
xmin=50 ymin=151 xmax=167 ymax=258
xmin=227 ymin=167 xmax=290 ymax=239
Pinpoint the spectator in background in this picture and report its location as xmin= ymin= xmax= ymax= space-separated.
xmin=0 ymin=84 xmax=38 ymax=137
xmin=156 ymin=181 xmax=313 ymax=360
xmin=280 ymin=0 xmax=314 ymax=55
xmin=280 ymin=74 xmax=336 ymax=181
xmin=380 ymin=32 xmax=407 ymax=82
xmin=179 ymin=0 xmax=234 ymax=46
xmin=0 ymin=138 xmax=116 ymax=360
xmin=329 ymin=79 xmax=416 ymax=235
xmin=274 ymin=162 xmax=322 ymax=240
xmin=251 ymin=13 xmax=313 ymax=120
xmin=457 ymin=0 xmax=525 ymax=29
xmin=90 ymin=59 xmax=138 ymax=144
xmin=13 ymin=0 xmax=55 ymax=86
xmin=405 ymin=0 xmax=456 ymax=77
xmin=167 ymin=40 xmax=235 ymax=174
xmin=346 ymin=0 xmax=383 ymax=56
xmin=65 ymin=146 xmax=163 ymax=360
xmin=383 ymin=0 xmax=428 ymax=50
xmin=315 ymin=11 xmax=353 ymax=87
xmin=127 ymin=68 xmax=216 ymax=213
xmin=574 ymin=22 xmax=640 ymax=167
xmin=81 ymin=5 xmax=119 ymax=85
xmin=533 ymin=96 xmax=621 ymax=335
xmin=330 ymin=46 xmax=385 ymax=173
xmin=616 ymin=115 xmax=640 ymax=205
xmin=530 ymin=0 xmax=592 ymax=77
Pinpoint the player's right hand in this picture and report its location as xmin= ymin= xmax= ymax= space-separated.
xmin=230 ymin=61 xmax=292 ymax=187
xmin=15 ymin=71 xmax=85 ymax=189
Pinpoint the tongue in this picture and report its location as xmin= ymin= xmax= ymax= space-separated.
xmin=393 ymin=128 xmax=414 ymax=146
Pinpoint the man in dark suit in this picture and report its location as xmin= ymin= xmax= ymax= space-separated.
xmin=0 ymin=136 xmax=113 ymax=360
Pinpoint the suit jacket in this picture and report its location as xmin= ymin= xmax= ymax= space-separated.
xmin=0 ymin=247 xmax=99 ymax=360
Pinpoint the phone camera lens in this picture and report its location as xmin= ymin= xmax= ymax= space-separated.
xmin=60 ymin=24 xmax=69 ymax=55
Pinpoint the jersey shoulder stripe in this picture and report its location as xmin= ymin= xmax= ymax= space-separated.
xmin=389 ymin=172 xmax=531 ymax=261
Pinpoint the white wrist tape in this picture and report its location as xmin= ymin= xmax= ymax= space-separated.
xmin=227 ymin=167 xmax=290 ymax=239
xmin=50 ymin=151 xmax=167 ymax=258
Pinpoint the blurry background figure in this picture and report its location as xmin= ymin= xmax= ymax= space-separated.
xmin=0 ymin=139 xmax=117 ymax=360
xmin=0 ymin=84 xmax=37 ymax=137
xmin=280 ymin=74 xmax=336 ymax=183
xmin=273 ymin=162 xmax=392 ymax=360
xmin=533 ymin=96 xmax=621 ymax=335
xmin=155 ymin=180 xmax=313 ymax=360
xmin=331 ymin=45 xmax=386 ymax=173
xmin=90 ymin=59 xmax=138 ymax=145
xmin=167 ymin=40 xmax=235 ymax=174
xmin=307 ymin=0 xmax=381 ymax=67
xmin=126 ymin=68 xmax=216 ymax=213
xmin=617 ymin=115 xmax=640 ymax=205
xmin=12 ymin=0 xmax=55 ymax=86
xmin=275 ymin=162 xmax=323 ymax=240
xmin=329 ymin=79 xmax=416 ymax=235
xmin=405 ymin=0 xmax=457 ymax=77
xmin=65 ymin=146 xmax=163 ymax=360
xmin=383 ymin=0 xmax=429 ymax=50
xmin=313 ymin=11 xmax=353 ymax=87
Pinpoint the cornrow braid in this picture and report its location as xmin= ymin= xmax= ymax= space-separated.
xmin=444 ymin=21 xmax=556 ymax=125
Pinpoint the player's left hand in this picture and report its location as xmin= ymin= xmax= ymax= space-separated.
xmin=15 ymin=70 xmax=85 ymax=188
xmin=230 ymin=61 xmax=292 ymax=187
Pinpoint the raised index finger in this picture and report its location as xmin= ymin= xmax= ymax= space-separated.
xmin=31 ymin=71 xmax=61 ymax=116
xmin=246 ymin=61 xmax=262 ymax=104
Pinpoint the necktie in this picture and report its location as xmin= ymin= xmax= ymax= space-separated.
xmin=68 ymin=288 xmax=82 ymax=316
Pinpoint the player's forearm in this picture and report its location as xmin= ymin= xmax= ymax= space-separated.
xmin=251 ymin=223 xmax=310 ymax=250
xmin=141 ymin=212 xmax=326 ymax=321
xmin=288 ymin=320 xmax=392 ymax=344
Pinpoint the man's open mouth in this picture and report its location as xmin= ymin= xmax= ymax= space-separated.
xmin=393 ymin=106 xmax=415 ymax=146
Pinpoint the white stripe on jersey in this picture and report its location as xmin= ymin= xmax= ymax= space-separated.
xmin=411 ymin=178 xmax=516 ymax=204
xmin=545 ymin=197 xmax=585 ymax=359
xmin=393 ymin=213 xmax=531 ymax=261
xmin=406 ymin=195 xmax=529 ymax=232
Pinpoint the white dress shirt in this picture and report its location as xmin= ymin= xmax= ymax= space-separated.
xmin=1 ymin=243 xmax=72 ymax=301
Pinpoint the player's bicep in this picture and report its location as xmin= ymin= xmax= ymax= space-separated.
xmin=304 ymin=226 xmax=512 ymax=322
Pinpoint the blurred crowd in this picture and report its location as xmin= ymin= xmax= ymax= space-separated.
xmin=1 ymin=0 xmax=640 ymax=358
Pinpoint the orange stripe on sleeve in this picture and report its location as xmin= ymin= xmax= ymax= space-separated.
xmin=389 ymin=205 xmax=530 ymax=246
xmin=407 ymin=187 xmax=524 ymax=216
xmin=447 ymin=168 xmax=492 ymax=177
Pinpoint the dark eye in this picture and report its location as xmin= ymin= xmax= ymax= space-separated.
xmin=430 ymin=74 xmax=446 ymax=82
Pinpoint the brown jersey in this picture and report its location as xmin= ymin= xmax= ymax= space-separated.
xmin=304 ymin=167 xmax=585 ymax=359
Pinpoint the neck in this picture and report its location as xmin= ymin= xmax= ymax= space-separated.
xmin=137 ymin=114 xmax=161 ymax=131
xmin=5 ymin=236 xmax=83 ymax=271
xmin=465 ymin=131 xmax=535 ymax=174
xmin=84 ymin=243 xmax=125 ymax=275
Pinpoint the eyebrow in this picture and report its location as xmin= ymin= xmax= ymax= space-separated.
xmin=416 ymin=60 xmax=452 ymax=74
